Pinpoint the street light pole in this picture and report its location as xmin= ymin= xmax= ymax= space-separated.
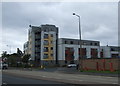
xmin=73 ymin=13 xmax=83 ymax=71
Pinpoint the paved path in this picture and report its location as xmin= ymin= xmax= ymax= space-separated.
xmin=2 ymin=69 xmax=119 ymax=85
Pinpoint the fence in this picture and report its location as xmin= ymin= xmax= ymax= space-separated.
xmin=81 ymin=58 xmax=119 ymax=71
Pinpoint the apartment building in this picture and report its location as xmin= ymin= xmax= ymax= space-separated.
xmin=27 ymin=24 xmax=58 ymax=66
xmin=24 ymin=24 xmax=119 ymax=67
xmin=58 ymin=38 xmax=101 ymax=65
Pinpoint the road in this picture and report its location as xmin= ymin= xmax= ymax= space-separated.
xmin=2 ymin=68 xmax=119 ymax=86
xmin=2 ymin=73 xmax=64 ymax=84
xmin=2 ymin=73 xmax=118 ymax=86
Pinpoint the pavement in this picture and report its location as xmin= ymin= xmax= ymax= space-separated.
xmin=2 ymin=68 xmax=119 ymax=85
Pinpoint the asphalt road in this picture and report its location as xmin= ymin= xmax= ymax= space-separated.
xmin=9 ymin=67 xmax=118 ymax=77
xmin=2 ymin=68 xmax=119 ymax=86
xmin=24 ymin=67 xmax=118 ymax=77
xmin=2 ymin=73 xmax=65 ymax=84
xmin=2 ymin=73 xmax=118 ymax=86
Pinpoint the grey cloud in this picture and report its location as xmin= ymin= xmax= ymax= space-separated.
xmin=1 ymin=2 xmax=118 ymax=54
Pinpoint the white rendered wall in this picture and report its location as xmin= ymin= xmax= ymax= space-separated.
xmin=101 ymin=46 xmax=119 ymax=58
xmin=58 ymin=43 xmax=100 ymax=60
xmin=41 ymin=31 xmax=44 ymax=60
xmin=101 ymin=46 xmax=111 ymax=58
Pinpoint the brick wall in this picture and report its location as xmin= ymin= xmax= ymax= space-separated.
xmin=81 ymin=58 xmax=119 ymax=71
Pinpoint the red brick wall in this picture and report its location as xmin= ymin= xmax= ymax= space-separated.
xmin=81 ymin=58 xmax=119 ymax=71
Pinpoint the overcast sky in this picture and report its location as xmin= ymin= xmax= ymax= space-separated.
xmin=1 ymin=1 xmax=118 ymax=54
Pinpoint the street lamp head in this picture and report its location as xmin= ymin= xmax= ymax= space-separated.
xmin=73 ymin=13 xmax=75 ymax=15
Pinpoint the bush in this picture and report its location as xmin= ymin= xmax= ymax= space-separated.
xmin=62 ymin=65 xmax=67 ymax=67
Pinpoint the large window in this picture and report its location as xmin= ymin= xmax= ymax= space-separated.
xmin=91 ymin=48 xmax=98 ymax=58
xmin=78 ymin=48 xmax=86 ymax=58
xmin=65 ymin=47 xmax=74 ymax=61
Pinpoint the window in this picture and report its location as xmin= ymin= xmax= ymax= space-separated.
xmin=44 ymin=34 xmax=48 ymax=39
xmin=44 ymin=29 xmax=48 ymax=32
xmin=44 ymin=47 xmax=48 ymax=52
xmin=43 ymin=54 xmax=48 ymax=59
xmin=70 ymin=41 xmax=73 ymax=44
xmin=44 ymin=29 xmax=46 ymax=32
xmin=110 ymin=47 xmax=119 ymax=51
xmin=51 ymin=41 xmax=53 ymax=44
xmin=95 ymin=43 xmax=98 ymax=46
xmin=90 ymin=43 xmax=93 ymax=45
xmin=83 ymin=42 xmax=87 ymax=45
xmin=51 ymin=54 xmax=53 ymax=57
xmin=65 ymin=41 xmax=67 ymax=44
xmin=51 ymin=34 xmax=53 ymax=37
xmin=51 ymin=47 xmax=53 ymax=50
xmin=44 ymin=40 xmax=49 ymax=45
xmin=111 ymin=54 xmax=119 ymax=58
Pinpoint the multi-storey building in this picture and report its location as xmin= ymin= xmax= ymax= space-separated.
xmin=27 ymin=24 xmax=58 ymax=66
xmin=24 ymin=24 xmax=119 ymax=67
xmin=58 ymin=38 xmax=101 ymax=65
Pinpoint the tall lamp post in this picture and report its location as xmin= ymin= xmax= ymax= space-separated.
xmin=73 ymin=13 xmax=83 ymax=71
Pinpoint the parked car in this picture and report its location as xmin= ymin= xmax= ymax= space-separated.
xmin=2 ymin=62 xmax=8 ymax=69
xmin=67 ymin=64 xmax=77 ymax=68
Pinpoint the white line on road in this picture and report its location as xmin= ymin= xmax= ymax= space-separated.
xmin=112 ymin=83 xmax=118 ymax=84
xmin=42 ymin=76 xmax=46 ymax=77
xmin=2 ymin=82 xmax=7 ymax=85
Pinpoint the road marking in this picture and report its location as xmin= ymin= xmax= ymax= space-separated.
xmin=78 ymin=80 xmax=83 ymax=81
xmin=112 ymin=83 xmax=118 ymax=84
xmin=42 ymin=76 xmax=46 ymax=77
xmin=2 ymin=83 xmax=7 ymax=85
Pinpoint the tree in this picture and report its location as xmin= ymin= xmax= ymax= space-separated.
xmin=17 ymin=48 xmax=23 ymax=57
xmin=7 ymin=53 xmax=18 ymax=67
xmin=1 ymin=51 xmax=9 ymax=58
xmin=22 ymin=54 xmax=30 ymax=63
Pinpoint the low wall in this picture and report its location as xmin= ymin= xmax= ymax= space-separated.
xmin=81 ymin=58 xmax=119 ymax=71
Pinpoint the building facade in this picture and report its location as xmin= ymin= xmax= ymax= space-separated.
xmin=27 ymin=24 xmax=58 ymax=66
xmin=58 ymin=38 xmax=101 ymax=66
xmin=100 ymin=46 xmax=119 ymax=58
xmin=24 ymin=24 xmax=119 ymax=67
xmin=23 ymin=41 xmax=29 ymax=55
